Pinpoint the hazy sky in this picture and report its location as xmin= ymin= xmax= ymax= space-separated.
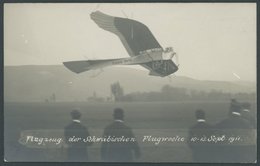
xmin=4 ymin=3 xmax=256 ymax=82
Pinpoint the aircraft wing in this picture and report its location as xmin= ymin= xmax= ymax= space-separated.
xmin=90 ymin=11 xmax=163 ymax=56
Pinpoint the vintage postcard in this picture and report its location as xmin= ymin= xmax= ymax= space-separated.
xmin=4 ymin=3 xmax=257 ymax=163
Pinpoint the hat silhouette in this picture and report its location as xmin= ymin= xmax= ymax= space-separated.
xmin=71 ymin=109 xmax=81 ymax=120
xmin=195 ymin=109 xmax=205 ymax=120
xmin=230 ymin=99 xmax=242 ymax=113
xmin=113 ymin=108 xmax=124 ymax=120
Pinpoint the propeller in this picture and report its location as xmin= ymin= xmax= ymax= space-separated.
xmin=173 ymin=52 xmax=180 ymax=67
xmin=168 ymin=75 xmax=172 ymax=82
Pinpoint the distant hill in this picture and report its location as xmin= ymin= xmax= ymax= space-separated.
xmin=4 ymin=65 xmax=256 ymax=102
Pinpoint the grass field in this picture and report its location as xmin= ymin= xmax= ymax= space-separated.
xmin=4 ymin=101 xmax=257 ymax=162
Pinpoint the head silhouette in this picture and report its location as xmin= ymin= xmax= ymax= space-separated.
xmin=231 ymin=98 xmax=237 ymax=103
xmin=242 ymin=103 xmax=251 ymax=112
xmin=195 ymin=109 xmax=205 ymax=120
xmin=113 ymin=108 xmax=124 ymax=120
xmin=70 ymin=109 xmax=81 ymax=120
xmin=230 ymin=98 xmax=242 ymax=114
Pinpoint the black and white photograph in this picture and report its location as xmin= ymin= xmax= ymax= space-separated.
xmin=4 ymin=3 xmax=257 ymax=163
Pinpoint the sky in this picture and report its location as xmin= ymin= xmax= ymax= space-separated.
xmin=4 ymin=3 xmax=256 ymax=82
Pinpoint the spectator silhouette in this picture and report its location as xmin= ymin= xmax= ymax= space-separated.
xmin=215 ymin=100 xmax=255 ymax=162
xmin=229 ymin=99 xmax=242 ymax=115
xmin=64 ymin=109 xmax=92 ymax=161
xmin=241 ymin=103 xmax=256 ymax=129
xmin=101 ymin=108 xmax=141 ymax=162
xmin=187 ymin=109 xmax=216 ymax=162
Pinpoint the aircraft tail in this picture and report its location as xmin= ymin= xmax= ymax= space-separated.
xmin=63 ymin=61 xmax=91 ymax=73
xmin=63 ymin=54 xmax=159 ymax=74
xmin=63 ymin=59 xmax=117 ymax=74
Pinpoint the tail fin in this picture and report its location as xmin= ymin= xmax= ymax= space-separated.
xmin=63 ymin=61 xmax=92 ymax=73
xmin=63 ymin=59 xmax=117 ymax=74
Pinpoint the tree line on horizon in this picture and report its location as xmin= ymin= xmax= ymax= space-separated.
xmin=109 ymin=82 xmax=256 ymax=102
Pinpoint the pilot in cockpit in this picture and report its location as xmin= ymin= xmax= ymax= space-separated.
xmin=162 ymin=47 xmax=176 ymax=60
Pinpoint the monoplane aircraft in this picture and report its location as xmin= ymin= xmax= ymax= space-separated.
xmin=63 ymin=11 xmax=179 ymax=77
